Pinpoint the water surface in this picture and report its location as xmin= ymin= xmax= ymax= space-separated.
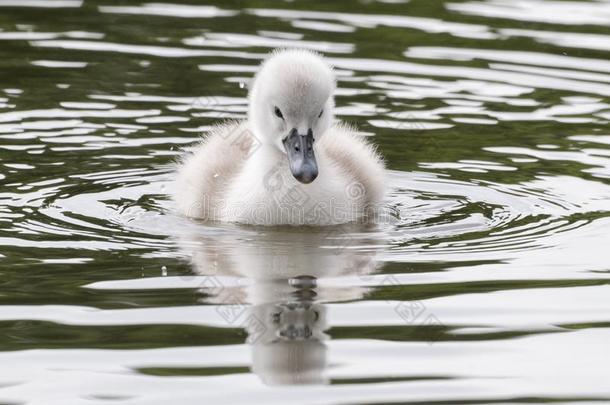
xmin=1 ymin=0 xmax=610 ymax=403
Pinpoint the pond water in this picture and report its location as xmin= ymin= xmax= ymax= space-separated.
xmin=1 ymin=0 xmax=610 ymax=403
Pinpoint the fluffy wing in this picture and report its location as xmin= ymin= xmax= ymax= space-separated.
xmin=319 ymin=122 xmax=386 ymax=206
xmin=173 ymin=121 xmax=253 ymax=219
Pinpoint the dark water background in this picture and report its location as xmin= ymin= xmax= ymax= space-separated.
xmin=1 ymin=0 xmax=609 ymax=403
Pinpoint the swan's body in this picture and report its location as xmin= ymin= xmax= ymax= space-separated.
xmin=174 ymin=49 xmax=385 ymax=225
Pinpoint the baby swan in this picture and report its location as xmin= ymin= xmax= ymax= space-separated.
xmin=174 ymin=49 xmax=385 ymax=226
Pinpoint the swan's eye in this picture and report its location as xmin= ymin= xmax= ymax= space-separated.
xmin=318 ymin=110 xmax=324 ymax=118
xmin=274 ymin=106 xmax=284 ymax=119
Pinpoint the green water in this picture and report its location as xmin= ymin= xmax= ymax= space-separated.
xmin=1 ymin=0 xmax=609 ymax=403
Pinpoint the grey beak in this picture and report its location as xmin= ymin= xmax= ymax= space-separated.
xmin=283 ymin=128 xmax=318 ymax=184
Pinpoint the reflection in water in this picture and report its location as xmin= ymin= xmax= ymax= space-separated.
xmin=178 ymin=227 xmax=378 ymax=385
xmin=250 ymin=285 xmax=328 ymax=385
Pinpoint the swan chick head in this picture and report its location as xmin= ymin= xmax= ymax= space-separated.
xmin=249 ymin=49 xmax=335 ymax=184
